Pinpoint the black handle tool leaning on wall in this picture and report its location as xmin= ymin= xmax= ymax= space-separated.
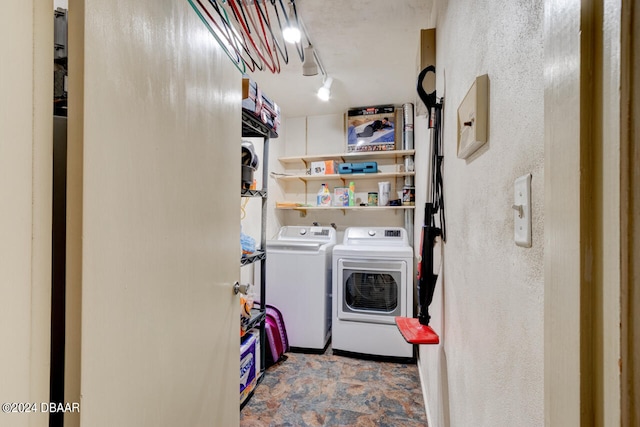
xmin=394 ymin=66 xmax=445 ymax=344
xmin=416 ymin=65 xmax=446 ymax=327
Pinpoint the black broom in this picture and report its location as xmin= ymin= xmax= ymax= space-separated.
xmin=395 ymin=66 xmax=444 ymax=345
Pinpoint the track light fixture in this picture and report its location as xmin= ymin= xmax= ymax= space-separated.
xmin=282 ymin=3 xmax=301 ymax=43
xmin=302 ymin=45 xmax=318 ymax=76
xmin=286 ymin=1 xmax=326 ymax=78
xmin=317 ymin=77 xmax=333 ymax=101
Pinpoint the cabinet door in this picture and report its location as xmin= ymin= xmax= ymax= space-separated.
xmin=67 ymin=1 xmax=241 ymax=426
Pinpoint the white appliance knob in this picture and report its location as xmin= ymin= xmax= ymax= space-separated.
xmin=368 ymin=230 xmax=376 ymax=236
xmin=299 ymin=229 xmax=307 ymax=235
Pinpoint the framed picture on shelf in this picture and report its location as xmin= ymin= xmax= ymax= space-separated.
xmin=346 ymin=105 xmax=397 ymax=152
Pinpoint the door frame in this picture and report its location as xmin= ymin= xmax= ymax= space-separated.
xmin=620 ymin=0 xmax=639 ymax=424
xmin=544 ymin=0 xmax=636 ymax=424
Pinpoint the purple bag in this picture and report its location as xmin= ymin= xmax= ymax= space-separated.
xmin=264 ymin=304 xmax=289 ymax=366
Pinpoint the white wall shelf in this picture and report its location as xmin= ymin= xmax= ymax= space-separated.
xmin=275 ymin=204 xmax=415 ymax=217
xmin=278 ymin=149 xmax=415 ymax=166
xmin=275 ymin=148 xmax=416 ymax=218
xmin=274 ymin=171 xmax=415 ymax=183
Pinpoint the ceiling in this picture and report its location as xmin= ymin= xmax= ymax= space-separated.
xmin=245 ymin=0 xmax=436 ymax=118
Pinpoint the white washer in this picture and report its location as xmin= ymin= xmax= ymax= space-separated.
xmin=332 ymin=227 xmax=414 ymax=358
xmin=266 ymin=226 xmax=336 ymax=351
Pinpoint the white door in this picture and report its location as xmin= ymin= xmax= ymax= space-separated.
xmin=66 ymin=1 xmax=241 ymax=426
xmin=0 ymin=2 xmax=52 ymax=427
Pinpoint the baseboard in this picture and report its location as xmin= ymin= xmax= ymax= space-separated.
xmin=417 ymin=351 xmax=434 ymax=427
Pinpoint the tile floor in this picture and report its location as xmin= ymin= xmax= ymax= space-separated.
xmin=240 ymin=346 xmax=428 ymax=427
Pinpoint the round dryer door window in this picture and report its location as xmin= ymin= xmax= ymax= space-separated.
xmin=345 ymin=272 xmax=399 ymax=313
xmin=343 ymin=270 xmax=402 ymax=316
xmin=336 ymin=258 xmax=409 ymax=325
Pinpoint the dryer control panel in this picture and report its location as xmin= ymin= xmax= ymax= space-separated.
xmin=342 ymin=227 xmax=408 ymax=246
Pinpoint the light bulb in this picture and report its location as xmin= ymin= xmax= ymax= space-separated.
xmin=317 ymin=87 xmax=330 ymax=101
xmin=283 ymin=3 xmax=301 ymax=43
xmin=282 ymin=26 xmax=301 ymax=43
xmin=317 ymin=77 xmax=333 ymax=101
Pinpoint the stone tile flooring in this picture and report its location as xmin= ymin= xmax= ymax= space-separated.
xmin=240 ymin=346 xmax=427 ymax=427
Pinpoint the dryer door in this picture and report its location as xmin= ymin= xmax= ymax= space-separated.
xmin=337 ymin=259 xmax=408 ymax=325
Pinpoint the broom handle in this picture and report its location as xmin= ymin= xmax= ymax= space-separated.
xmin=417 ymin=66 xmax=442 ymax=326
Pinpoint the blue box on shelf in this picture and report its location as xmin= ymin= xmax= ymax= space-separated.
xmin=338 ymin=162 xmax=378 ymax=174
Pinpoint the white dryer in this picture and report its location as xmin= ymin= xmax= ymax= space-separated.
xmin=266 ymin=226 xmax=336 ymax=351
xmin=332 ymin=227 xmax=414 ymax=358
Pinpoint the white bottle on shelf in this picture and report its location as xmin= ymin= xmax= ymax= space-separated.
xmin=317 ymin=183 xmax=331 ymax=207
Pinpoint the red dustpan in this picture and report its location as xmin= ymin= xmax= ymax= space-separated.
xmin=395 ymin=317 xmax=440 ymax=345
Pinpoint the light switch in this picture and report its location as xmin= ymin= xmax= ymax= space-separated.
xmin=513 ymin=174 xmax=532 ymax=248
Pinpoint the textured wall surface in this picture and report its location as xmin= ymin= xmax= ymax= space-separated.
xmin=417 ymin=1 xmax=545 ymax=426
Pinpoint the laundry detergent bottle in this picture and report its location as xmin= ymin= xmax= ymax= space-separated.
xmin=317 ymin=183 xmax=331 ymax=206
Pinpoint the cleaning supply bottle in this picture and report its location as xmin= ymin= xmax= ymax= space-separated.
xmin=317 ymin=183 xmax=331 ymax=206
xmin=348 ymin=181 xmax=355 ymax=206
xmin=323 ymin=184 xmax=332 ymax=206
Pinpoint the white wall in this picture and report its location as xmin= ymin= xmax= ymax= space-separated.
xmin=417 ymin=1 xmax=545 ymax=426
